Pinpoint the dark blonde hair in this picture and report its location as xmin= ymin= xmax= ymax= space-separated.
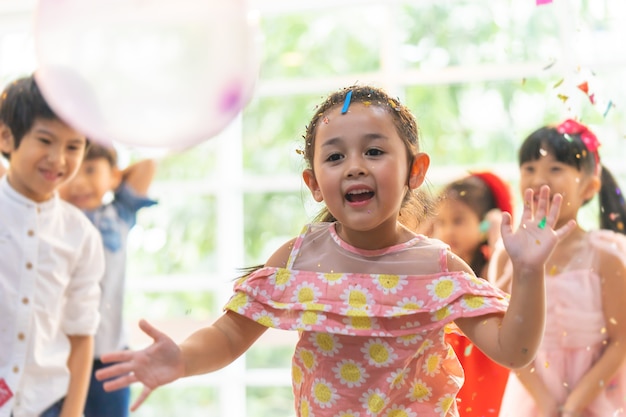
xmin=302 ymin=85 xmax=432 ymax=228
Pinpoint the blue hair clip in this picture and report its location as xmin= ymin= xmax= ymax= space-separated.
xmin=341 ymin=90 xmax=353 ymax=114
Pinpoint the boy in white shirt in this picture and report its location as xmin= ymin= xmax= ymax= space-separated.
xmin=0 ymin=75 xmax=105 ymax=417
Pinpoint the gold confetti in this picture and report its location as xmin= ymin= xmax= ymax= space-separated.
xmin=610 ymin=317 xmax=618 ymax=325
xmin=557 ymin=94 xmax=569 ymax=102
xmin=544 ymin=361 xmax=550 ymax=368
xmin=536 ymin=239 xmax=541 ymax=245
xmin=549 ymin=265 xmax=558 ymax=275
xmin=363 ymin=101 xmax=371 ymax=107
xmin=553 ymin=78 xmax=564 ymax=88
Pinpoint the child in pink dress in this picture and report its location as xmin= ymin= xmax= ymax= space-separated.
xmin=94 ymin=85 xmax=575 ymax=416
xmin=493 ymin=120 xmax=626 ymax=417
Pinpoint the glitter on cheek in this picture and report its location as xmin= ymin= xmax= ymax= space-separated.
xmin=535 ymin=239 xmax=541 ymax=245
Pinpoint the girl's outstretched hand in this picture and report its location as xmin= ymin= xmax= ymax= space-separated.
xmin=95 ymin=319 xmax=185 ymax=411
xmin=500 ymin=185 xmax=576 ymax=268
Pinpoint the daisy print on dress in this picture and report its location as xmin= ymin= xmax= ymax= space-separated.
xmin=309 ymin=332 xmax=342 ymax=356
xmin=292 ymin=363 xmax=304 ymax=386
xmin=340 ymin=284 xmax=374 ymax=313
xmin=311 ymin=378 xmax=340 ymax=409
xmin=298 ymin=398 xmax=312 ymax=417
xmin=342 ymin=313 xmax=380 ymax=333
xmin=252 ymin=311 xmax=279 ymax=327
xmin=292 ymin=281 xmax=323 ymax=304
xmin=270 ymin=268 xmax=294 ymax=290
xmin=382 ymin=404 xmax=417 ymax=417
xmin=396 ymin=322 xmax=424 ymax=346
xmin=296 ymin=347 xmax=318 ymax=373
xmin=360 ymin=388 xmax=389 ymax=416
xmin=392 ymin=296 xmax=425 ymax=316
xmin=361 ymin=338 xmax=399 ymax=368
xmin=422 ymin=352 xmax=443 ymax=377
xmin=317 ymin=271 xmax=347 ymax=286
xmin=332 ymin=358 xmax=370 ymax=388
xmin=374 ymin=274 xmax=408 ymax=295
xmin=386 ymin=368 xmax=409 ymax=389
xmin=431 ymin=304 xmax=455 ymax=322
xmin=434 ymin=393 xmax=455 ymax=416
xmin=426 ymin=276 xmax=460 ymax=302
xmin=406 ymin=378 xmax=433 ymax=402
xmin=224 ymin=292 xmax=249 ymax=314
xmin=334 ymin=410 xmax=361 ymax=417
xmin=297 ymin=311 xmax=328 ymax=331
xmin=459 ymin=293 xmax=490 ymax=311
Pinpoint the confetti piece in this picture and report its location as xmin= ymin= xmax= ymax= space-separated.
xmin=609 ymin=212 xmax=620 ymax=221
xmin=543 ymin=59 xmax=556 ymax=70
xmin=563 ymin=133 xmax=573 ymax=142
xmin=549 ymin=265 xmax=558 ymax=275
xmin=557 ymin=94 xmax=569 ymax=103
xmin=610 ymin=317 xmax=618 ymax=325
xmin=363 ymin=101 xmax=371 ymax=107
xmin=553 ymin=78 xmax=564 ymax=88
xmin=323 ymin=117 xmax=329 ymax=124
xmin=536 ymin=239 xmax=541 ymax=245
xmin=341 ymin=90 xmax=353 ymax=114
xmin=603 ymin=100 xmax=614 ymax=118
xmin=521 ymin=77 xmax=527 ymax=86
xmin=577 ymin=81 xmax=589 ymax=94
xmin=464 ymin=344 xmax=473 ymax=357
xmin=538 ymin=217 xmax=547 ymax=229
xmin=589 ymin=93 xmax=596 ymax=104
xmin=388 ymin=99 xmax=397 ymax=109
xmin=536 ymin=0 xmax=553 ymax=4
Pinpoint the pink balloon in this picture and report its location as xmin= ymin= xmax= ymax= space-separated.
xmin=34 ymin=0 xmax=260 ymax=149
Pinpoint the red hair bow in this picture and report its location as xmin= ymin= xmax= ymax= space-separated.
xmin=556 ymin=119 xmax=601 ymax=166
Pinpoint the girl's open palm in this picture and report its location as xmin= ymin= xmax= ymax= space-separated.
xmin=95 ymin=319 xmax=186 ymax=411
xmin=500 ymin=185 xmax=576 ymax=267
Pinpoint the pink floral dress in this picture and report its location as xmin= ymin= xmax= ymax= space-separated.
xmin=225 ymin=223 xmax=509 ymax=417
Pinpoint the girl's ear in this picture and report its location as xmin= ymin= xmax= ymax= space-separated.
xmin=582 ymin=174 xmax=601 ymax=202
xmin=0 ymin=122 xmax=15 ymax=153
xmin=408 ymin=152 xmax=430 ymax=189
xmin=303 ymin=169 xmax=324 ymax=202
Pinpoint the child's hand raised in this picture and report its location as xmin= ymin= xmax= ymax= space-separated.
xmin=500 ymin=185 xmax=576 ymax=269
xmin=95 ymin=319 xmax=185 ymax=411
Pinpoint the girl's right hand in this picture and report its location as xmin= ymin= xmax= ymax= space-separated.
xmin=95 ymin=319 xmax=186 ymax=411
xmin=500 ymin=185 xmax=576 ymax=269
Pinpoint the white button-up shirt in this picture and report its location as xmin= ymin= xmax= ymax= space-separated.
xmin=0 ymin=176 xmax=104 ymax=417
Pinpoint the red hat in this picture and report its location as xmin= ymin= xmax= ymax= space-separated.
xmin=470 ymin=171 xmax=514 ymax=216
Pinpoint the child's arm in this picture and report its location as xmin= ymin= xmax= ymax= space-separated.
xmin=561 ymin=250 xmax=626 ymax=414
xmin=456 ymin=186 xmax=576 ymax=368
xmin=121 ymin=159 xmax=156 ymax=195
xmin=60 ymin=335 xmax=94 ymax=417
xmin=96 ymin=238 xmax=296 ymax=410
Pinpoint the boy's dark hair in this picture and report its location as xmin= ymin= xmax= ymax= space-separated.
xmin=84 ymin=142 xmax=118 ymax=167
xmin=519 ymin=124 xmax=626 ymax=235
xmin=0 ymin=75 xmax=58 ymax=159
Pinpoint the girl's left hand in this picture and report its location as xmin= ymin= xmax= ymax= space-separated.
xmin=500 ymin=185 xmax=576 ymax=268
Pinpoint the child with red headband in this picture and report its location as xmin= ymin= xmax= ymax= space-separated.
xmin=430 ymin=171 xmax=515 ymax=416
xmin=493 ymin=120 xmax=626 ymax=417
